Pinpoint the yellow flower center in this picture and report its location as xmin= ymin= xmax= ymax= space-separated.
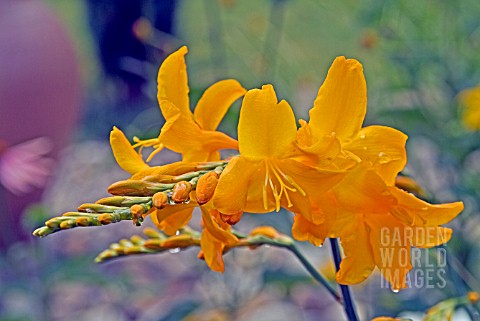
xmin=263 ymin=159 xmax=306 ymax=212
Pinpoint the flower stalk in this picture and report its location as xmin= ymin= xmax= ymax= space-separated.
xmin=330 ymin=238 xmax=359 ymax=321
xmin=288 ymin=244 xmax=342 ymax=303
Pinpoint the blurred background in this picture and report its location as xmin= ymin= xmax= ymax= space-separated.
xmin=1 ymin=0 xmax=480 ymax=320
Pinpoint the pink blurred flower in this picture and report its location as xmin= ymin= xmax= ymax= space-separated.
xmin=0 ymin=137 xmax=54 ymax=195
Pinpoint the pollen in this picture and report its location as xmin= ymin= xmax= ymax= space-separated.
xmin=263 ymin=159 xmax=306 ymax=212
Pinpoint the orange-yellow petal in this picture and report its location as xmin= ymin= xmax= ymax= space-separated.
xmin=243 ymin=162 xmax=276 ymax=213
xmin=408 ymin=226 xmax=452 ymax=248
xmin=110 ymin=126 xmax=149 ymax=175
xmin=193 ymin=79 xmax=246 ymax=131
xmin=213 ymin=156 xmax=259 ymax=214
xmin=278 ymin=158 xmax=346 ymax=198
xmin=292 ymin=213 xmax=331 ymax=247
xmin=344 ymin=126 xmax=408 ymax=185
xmin=336 ymin=218 xmax=376 ymax=284
xmin=309 ymin=56 xmax=367 ymax=142
xmin=181 ymin=150 xmax=212 ymax=163
xmin=201 ymin=228 xmax=226 ymax=272
xmin=150 ymin=204 xmax=196 ymax=234
xmin=157 ymin=46 xmax=191 ymax=119
xmin=238 ymin=85 xmax=297 ymax=159
xmin=291 ymin=193 xmax=338 ymax=238
xmin=200 ymin=207 xmax=238 ymax=245
xmin=295 ymin=130 xmax=343 ymax=169
xmin=367 ymin=214 xmax=411 ymax=290
xmin=332 ymin=167 xmax=397 ymax=213
xmin=159 ymin=100 xmax=238 ymax=161
xmin=389 ymin=187 xmax=464 ymax=227
xmin=155 ymin=207 xmax=193 ymax=236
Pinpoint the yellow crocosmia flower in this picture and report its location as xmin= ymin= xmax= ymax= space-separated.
xmin=296 ymin=167 xmax=463 ymax=290
xmin=135 ymin=46 xmax=246 ymax=163
xmin=200 ymin=207 xmax=238 ymax=272
xmin=299 ymin=56 xmax=408 ymax=185
xmin=292 ymin=57 xmax=408 ymax=238
xmin=459 ymin=85 xmax=480 ymax=131
xmin=212 ymin=85 xmax=346 ymax=218
xmin=110 ymin=126 xmax=149 ymax=175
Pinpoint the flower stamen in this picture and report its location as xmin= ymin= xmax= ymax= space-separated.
xmin=263 ymin=159 xmax=303 ymax=212
xmin=131 ymin=137 xmax=165 ymax=163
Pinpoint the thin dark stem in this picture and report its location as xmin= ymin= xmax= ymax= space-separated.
xmin=330 ymin=238 xmax=359 ymax=321
xmin=288 ymin=244 xmax=342 ymax=303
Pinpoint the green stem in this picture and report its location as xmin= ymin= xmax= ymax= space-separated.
xmin=330 ymin=238 xmax=359 ymax=321
xmin=230 ymin=230 xmax=341 ymax=303
xmin=288 ymin=244 xmax=342 ymax=303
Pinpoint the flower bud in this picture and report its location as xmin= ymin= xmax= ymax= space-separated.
xmin=59 ymin=220 xmax=75 ymax=229
xmin=75 ymin=217 xmax=90 ymax=226
xmin=152 ymin=192 xmax=169 ymax=209
xmin=220 ymin=211 xmax=243 ymax=225
xmin=196 ymin=172 xmax=219 ymax=205
xmin=98 ymin=214 xmax=113 ymax=224
xmin=130 ymin=204 xmax=145 ymax=226
xmin=143 ymin=227 xmax=163 ymax=239
xmin=171 ymin=181 xmax=192 ymax=203
xmin=130 ymin=204 xmax=145 ymax=215
xmin=160 ymin=234 xmax=194 ymax=248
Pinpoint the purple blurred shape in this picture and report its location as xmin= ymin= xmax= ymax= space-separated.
xmin=0 ymin=0 xmax=81 ymax=248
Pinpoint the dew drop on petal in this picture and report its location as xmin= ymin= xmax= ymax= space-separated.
xmin=175 ymin=230 xmax=180 ymax=236
xmin=377 ymin=152 xmax=392 ymax=164
xmin=359 ymin=133 xmax=366 ymax=139
xmin=421 ymin=207 xmax=429 ymax=211
xmin=317 ymin=244 xmax=323 ymax=248
xmin=169 ymin=248 xmax=181 ymax=254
